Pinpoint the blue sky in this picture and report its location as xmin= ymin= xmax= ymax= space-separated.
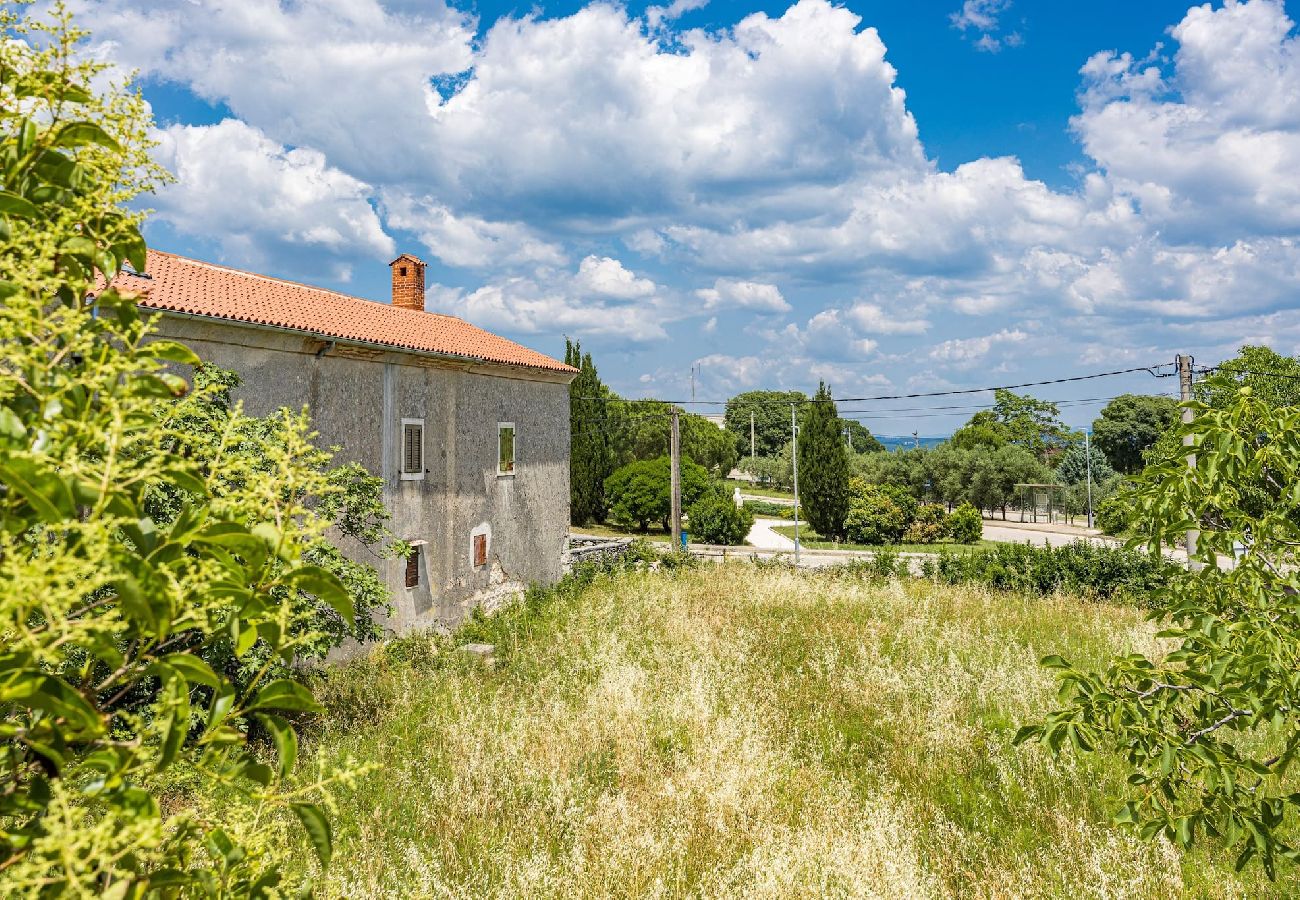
xmin=71 ymin=0 xmax=1300 ymax=434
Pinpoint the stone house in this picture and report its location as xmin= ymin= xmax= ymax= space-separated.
xmin=111 ymin=249 xmax=576 ymax=634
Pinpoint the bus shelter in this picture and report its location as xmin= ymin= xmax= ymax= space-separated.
xmin=1014 ymin=483 xmax=1066 ymax=524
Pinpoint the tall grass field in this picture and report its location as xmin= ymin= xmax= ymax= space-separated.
xmin=296 ymin=564 xmax=1280 ymax=897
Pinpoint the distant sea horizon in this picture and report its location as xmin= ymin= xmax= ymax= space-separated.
xmin=874 ymin=435 xmax=947 ymax=451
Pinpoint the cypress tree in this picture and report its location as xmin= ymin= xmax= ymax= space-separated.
xmin=798 ymin=381 xmax=849 ymax=539
xmin=566 ymin=339 xmax=615 ymax=525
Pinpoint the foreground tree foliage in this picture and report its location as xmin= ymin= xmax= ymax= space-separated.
xmin=1 ymin=7 xmax=365 ymax=894
xmin=1020 ymin=384 xmax=1300 ymax=878
xmin=155 ymin=366 xmax=402 ymax=692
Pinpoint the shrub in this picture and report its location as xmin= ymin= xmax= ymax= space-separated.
xmin=743 ymin=499 xmax=794 ymax=519
xmin=687 ymin=493 xmax=755 ymax=545
xmin=903 ymin=503 xmax=948 ymax=543
xmin=947 ymin=502 xmax=983 ymax=544
xmin=929 ymin=540 xmax=1179 ymax=607
xmin=844 ymin=480 xmax=908 ymax=545
xmin=1095 ymin=493 xmax=1131 ymax=535
xmin=605 ymin=456 xmax=709 ymax=531
xmin=0 ymin=9 xmax=361 ymax=890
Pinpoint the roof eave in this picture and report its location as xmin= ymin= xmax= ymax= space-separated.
xmin=145 ymin=306 xmax=578 ymax=382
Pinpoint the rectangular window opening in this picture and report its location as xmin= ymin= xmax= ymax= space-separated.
xmin=473 ymin=533 xmax=488 ymax=568
xmin=401 ymin=418 xmax=424 ymax=480
xmin=405 ymin=545 xmax=420 ymax=588
xmin=497 ymin=422 xmax=515 ymax=476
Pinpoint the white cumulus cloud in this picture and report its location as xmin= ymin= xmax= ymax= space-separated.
xmin=150 ymin=119 xmax=394 ymax=279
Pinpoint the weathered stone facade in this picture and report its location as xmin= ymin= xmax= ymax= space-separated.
xmin=155 ymin=314 xmax=573 ymax=638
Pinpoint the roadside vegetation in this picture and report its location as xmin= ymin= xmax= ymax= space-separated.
xmin=772 ymin=525 xmax=992 ymax=554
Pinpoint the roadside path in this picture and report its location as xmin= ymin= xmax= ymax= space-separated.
xmin=746 ymin=517 xmax=796 ymax=551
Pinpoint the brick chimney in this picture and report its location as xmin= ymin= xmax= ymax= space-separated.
xmin=389 ymin=253 xmax=426 ymax=311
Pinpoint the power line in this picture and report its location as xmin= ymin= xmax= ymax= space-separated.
xmin=574 ymin=364 xmax=1169 ymax=406
xmin=573 ymin=391 xmax=1178 ymax=428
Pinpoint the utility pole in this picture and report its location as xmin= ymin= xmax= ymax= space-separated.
xmin=1178 ymin=354 xmax=1201 ymax=572
xmin=791 ymin=403 xmax=801 ymax=566
xmin=1085 ymin=430 xmax=1094 ymax=530
xmin=750 ymin=410 xmax=756 ymax=462
xmin=690 ymin=366 xmax=695 ymax=403
xmin=670 ymin=407 xmax=682 ymax=550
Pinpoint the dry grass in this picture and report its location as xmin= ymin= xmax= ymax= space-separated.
xmin=301 ymin=564 xmax=1279 ymax=898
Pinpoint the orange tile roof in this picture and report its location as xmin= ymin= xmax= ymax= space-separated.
xmin=107 ymin=250 xmax=576 ymax=375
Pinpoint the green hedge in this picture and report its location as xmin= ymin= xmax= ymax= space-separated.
xmin=924 ymin=540 xmax=1181 ymax=607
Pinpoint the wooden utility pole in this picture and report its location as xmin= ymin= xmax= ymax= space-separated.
xmin=750 ymin=411 xmax=755 ymax=462
xmin=670 ymin=407 xmax=682 ymax=550
xmin=791 ymin=403 xmax=801 ymax=565
xmin=1178 ymin=354 xmax=1202 ymax=572
xmin=1085 ymin=430 xmax=1094 ymax=530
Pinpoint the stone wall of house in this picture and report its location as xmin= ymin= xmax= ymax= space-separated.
xmin=152 ymin=316 xmax=573 ymax=640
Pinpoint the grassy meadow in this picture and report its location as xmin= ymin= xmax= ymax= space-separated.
xmin=294 ymin=564 xmax=1280 ymax=898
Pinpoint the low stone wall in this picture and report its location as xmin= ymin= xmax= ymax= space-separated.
xmin=564 ymin=535 xmax=636 ymax=573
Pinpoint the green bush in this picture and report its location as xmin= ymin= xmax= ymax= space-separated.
xmin=947 ymin=503 xmax=983 ymax=544
xmin=743 ymin=499 xmax=794 ymax=519
xmin=687 ymin=494 xmax=755 ymax=545
xmin=844 ymin=480 xmax=909 ymax=545
xmin=605 ymin=456 xmax=709 ymax=531
xmin=903 ymin=503 xmax=948 ymax=544
xmin=930 ymin=540 xmax=1180 ymax=607
xmin=1095 ymin=493 xmax=1131 ymax=535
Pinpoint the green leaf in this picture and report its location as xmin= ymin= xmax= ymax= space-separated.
xmin=0 ymin=460 xmax=74 ymax=521
xmin=255 ymin=713 xmax=298 ymax=778
xmin=51 ymin=121 xmax=121 ymax=152
xmin=146 ymin=339 xmax=201 ymax=366
xmin=0 ymin=190 xmax=39 ymax=219
xmin=59 ymin=235 xmax=97 ymax=260
xmin=163 ymin=654 xmax=221 ymax=689
xmin=235 ymin=620 xmax=258 ymax=658
xmin=0 ymin=669 xmax=101 ymax=734
xmin=283 ymin=565 xmax=354 ymax=627
xmin=245 ymin=679 xmax=322 ymax=715
xmin=113 ymin=575 xmax=159 ymax=633
xmin=1011 ymin=724 xmax=1040 ymax=746
xmin=292 ymin=803 xmax=333 ymax=868
xmin=0 ymin=406 xmax=26 ymax=441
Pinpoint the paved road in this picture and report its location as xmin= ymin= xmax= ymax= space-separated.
xmin=745 ymin=515 xmax=1128 ymax=554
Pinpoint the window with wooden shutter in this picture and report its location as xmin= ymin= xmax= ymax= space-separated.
xmin=473 ymin=533 xmax=488 ymax=568
xmin=400 ymin=418 xmax=424 ymax=480
xmin=497 ymin=422 xmax=515 ymax=476
xmin=405 ymin=546 xmax=420 ymax=588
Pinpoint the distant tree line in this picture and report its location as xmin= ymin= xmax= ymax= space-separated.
xmin=569 ymin=340 xmax=1295 ymax=546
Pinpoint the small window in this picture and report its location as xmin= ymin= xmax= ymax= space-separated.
xmin=405 ymin=546 xmax=420 ymax=588
xmin=401 ymin=418 xmax=424 ymax=480
xmin=473 ymin=533 xmax=488 ymax=568
xmin=497 ymin=422 xmax=515 ymax=476
xmin=399 ymin=266 xmax=407 ymax=276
